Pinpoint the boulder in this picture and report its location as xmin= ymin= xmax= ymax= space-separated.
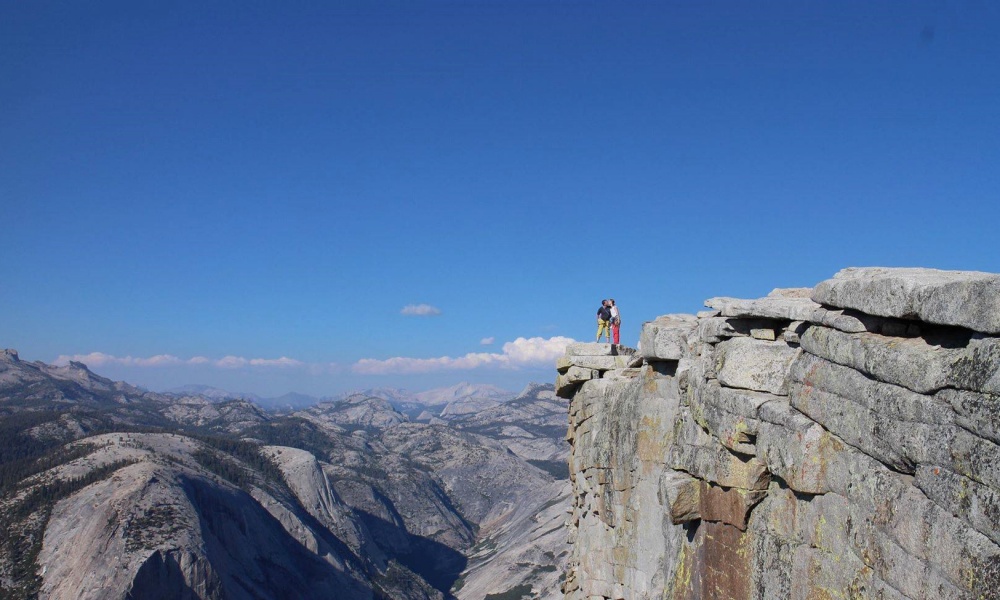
xmin=639 ymin=314 xmax=698 ymax=361
xmin=812 ymin=267 xmax=1000 ymax=334
xmin=715 ymin=337 xmax=799 ymax=395
xmin=660 ymin=471 xmax=701 ymax=524
xmin=750 ymin=328 xmax=776 ymax=341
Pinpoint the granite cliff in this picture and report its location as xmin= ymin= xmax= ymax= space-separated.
xmin=557 ymin=267 xmax=1000 ymax=599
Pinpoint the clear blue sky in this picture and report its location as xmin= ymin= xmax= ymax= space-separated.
xmin=3 ymin=2 xmax=999 ymax=396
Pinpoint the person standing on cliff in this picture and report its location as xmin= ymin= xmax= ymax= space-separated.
xmin=609 ymin=298 xmax=621 ymax=345
xmin=597 ymin=300 xmax=612 ymax=342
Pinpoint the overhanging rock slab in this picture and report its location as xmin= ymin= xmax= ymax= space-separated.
xmin=704 ymin=295 xmax=820 ymax=322
xmin=812 ymin=267 xmax=1000 ymax=334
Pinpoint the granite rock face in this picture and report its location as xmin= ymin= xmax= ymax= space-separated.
xmin=560 ymin=267 xmax=1000 ymax=600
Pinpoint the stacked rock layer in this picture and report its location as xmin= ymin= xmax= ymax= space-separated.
xmin=558 ymin=267 xmax=1000 ymax=600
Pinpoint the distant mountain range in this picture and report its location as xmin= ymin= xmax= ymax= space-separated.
xmin=165 ymin=381 xmax=519 ymax=417
xmin=0 ymin=349 xmax=567 ymax=599
xmin=164 ymin=383 xmax=262 ymax=401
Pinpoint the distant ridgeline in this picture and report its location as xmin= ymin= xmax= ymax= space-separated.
xmin=556 ymin=267 xmax=1000 ymax=599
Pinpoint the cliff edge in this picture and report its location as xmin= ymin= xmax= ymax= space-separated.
xmin=558 ymin=267 xmax=1000 ymax=599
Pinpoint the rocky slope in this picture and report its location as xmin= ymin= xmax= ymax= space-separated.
xmin=558 ymin=267 xmax=1000 ymax=599
xmin=451 ymin=383 xmax=569 ymax=471
xmin=0 ymin=352 xmax=568 ymax=599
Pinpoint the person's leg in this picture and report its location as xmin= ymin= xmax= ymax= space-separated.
xmin=613 ymin=322 xmax=620 ymax=344
xmin=598 ymin=320 xmax=609 ymax=342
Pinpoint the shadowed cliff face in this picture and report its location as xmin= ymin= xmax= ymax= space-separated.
xmin=179 ymin=475 xmax=366 ymax=599
xmin=356 ymin=509 xmax=468 ymax=596
xmin=127 ymin=550 xmax=205 ymax=600
xmin=560 ymin=268 xmax=1000 ymax=600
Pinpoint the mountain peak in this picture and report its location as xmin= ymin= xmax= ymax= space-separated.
xmin=516 ymin=382 xmax=552 ymax=397
xmin=1 ymin=349 xmax=19 ymax=362
xmin=414 ymin=382 xmax=512 ymax=404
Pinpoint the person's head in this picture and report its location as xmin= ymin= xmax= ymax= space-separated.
xmin=602 ymin=299 xmax=608 ymax=307
xmin=610 ymin=299 xmax=616 ymax=306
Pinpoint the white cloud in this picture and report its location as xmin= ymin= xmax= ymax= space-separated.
xmin=53 ymin=336 xmax=577 ymax=379
xmin=55 ymin=353 xmax=307 ymax=370
xmin=501 ymin=337 xmax=576 ymax=366
xmin=215 ymin=356 xmax=248 ymax=369
xmin=135 ymin=354 xmax=185 ymax=367
xmin=54 ymin=352 xmax=184 ymax=368
xmin=480 ymin=337 xmax=495 ymax=345
xmin=400 ymin=303 xmax=442 ymax=317
xmin=352 ymin=336 xmax=576 ymax=375
xmin=250 ymin=356 xmax=302 ymax=367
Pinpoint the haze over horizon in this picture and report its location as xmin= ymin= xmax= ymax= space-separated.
xmin=4 ymin=2 xmax=999 ymax=396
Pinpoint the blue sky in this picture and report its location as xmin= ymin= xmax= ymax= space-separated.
xmin=3 ymin=2 xmax=999 ymax=396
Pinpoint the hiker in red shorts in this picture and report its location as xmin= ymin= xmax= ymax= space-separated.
xmin=609 ymin=299 xmax=621 ymax=345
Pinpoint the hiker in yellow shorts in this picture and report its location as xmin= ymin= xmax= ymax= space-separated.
xmin=596 ymin=299 xmax=613 ymax=342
